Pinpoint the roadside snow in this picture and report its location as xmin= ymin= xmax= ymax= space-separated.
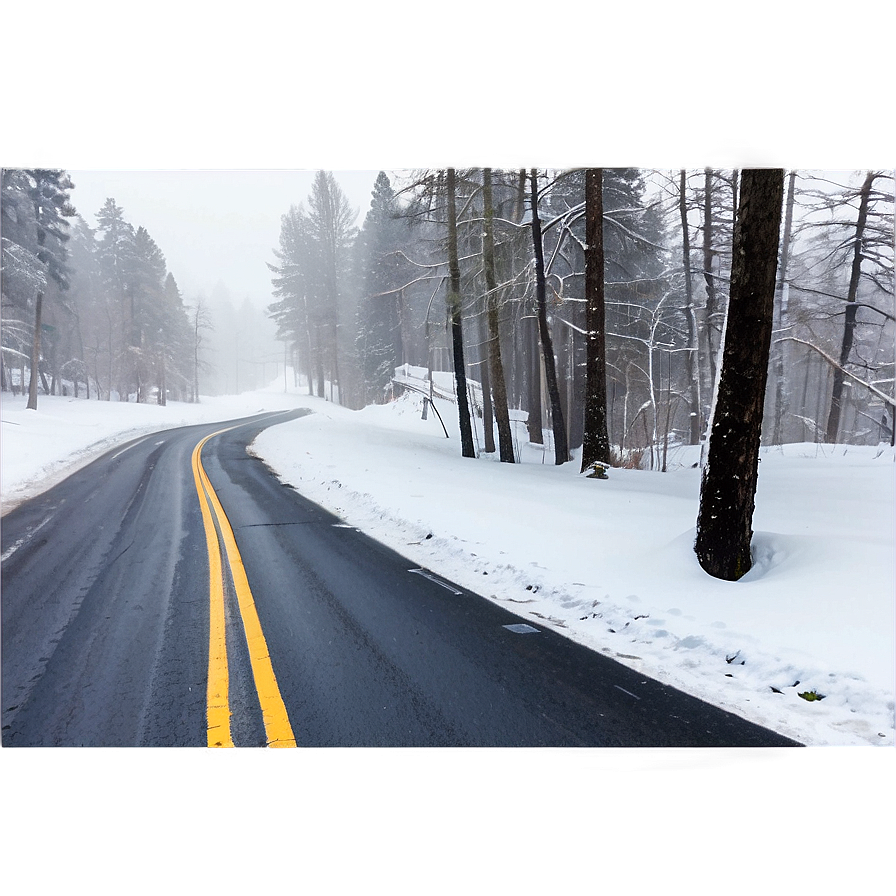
xmin=0 ymin=388 xmax=304 ymax=515
xmin=2 ymin=377 xmax=894 ymax=747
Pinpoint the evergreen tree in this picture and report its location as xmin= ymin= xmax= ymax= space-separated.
xmin=308 ymin=170 xmax=358 ymax=405
xmin=95 ymin=198 xmax=136 ymax=398
xmin=10 ymin=169 xmax=75 ymax=409
xmin=356 ymin=171 xmax=407 ymax=403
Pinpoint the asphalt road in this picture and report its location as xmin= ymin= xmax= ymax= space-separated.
xmin=1 ymin=410 xmax=801 ymax=747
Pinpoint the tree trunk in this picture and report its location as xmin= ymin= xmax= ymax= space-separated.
xmin=446 ymin=168 xmax=476 ymax=458
xmin=482 ymin=168 xmax=515 ymax=463
xmin=702 ymin=168 xmax=720 ymax=391
xmin=529 ymin=169 xmax=568 ymax=465
xmin=771 ymin=170 xmax=796 ymax=444
xmin=825 ymin=171 xmax=875 ymax=443
xmin=580 ymin=168 xmax=611 ymax=471
xmin=478 ymin=311 xmax=496 ymax=454
xmin=26 ymin=292 xmax=44 ymax=410
xmin=678 ymin=171 xmax=702 ymax=445
xmin=694 ymin=168 xmax=784 ymax=581
xmin=315 ymin=324 xmax=325 ymax=398
xmin=525 ymin=316 xmax=543 ymax=444
xmin=158 ymin=353 xmax=167 ymax=406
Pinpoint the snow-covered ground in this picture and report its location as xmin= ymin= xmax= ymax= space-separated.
xmin=2 ymin=375 xmax=894 ymax=748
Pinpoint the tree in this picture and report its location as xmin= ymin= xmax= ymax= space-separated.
xmin=481 ymin=168 xmax=515 ymax=463
xmin=127 ymin=225 xmax=168 ymax=401
xmin=308 ymin=170 xmax=358 ymax=405
xmin=2 ymin=169 xmax=42 ymax=391
xmin=95 ymin=198 xmax=136 ymax=399
xmin=356 ymin=172 xmax=407 ymax=403
xmin=268 ymin=205 xmax=321 ymax=395
xmin=678 ymin=169 xmax=702 ymax=445
xmin=189 ymin=297 xmax=213 ymax=402
xmin=694 ymin=169 xmax=784 ymax=581
xmin=23 ymin=169 xmax=75 ymax=409
xmin=580 ymin=168 xmax=610 ymax=471
xmin=825 ymin=171 xmax=884 ymax=442
xmin=445 ymin=167 xmax=476 ymax=458
xmin=529 ymin=169 xmax=568 ymax=464
xmin=769 ymin=170 xmax=797 ymax=444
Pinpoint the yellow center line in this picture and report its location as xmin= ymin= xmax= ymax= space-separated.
xmin=192 ymin=427 xmax=296 ymax=748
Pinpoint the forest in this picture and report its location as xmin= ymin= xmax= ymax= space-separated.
xmin=3 ymin=167 xmax=894 ymax=472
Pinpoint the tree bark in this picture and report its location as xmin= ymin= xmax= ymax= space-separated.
xmin=770 ymin=170 xmax=796 ymax=444
xmin=525 ymin=316 xmax=543 ymax=444
xmin=825 ymin=170 xmax=875 ymax=443
xmin=529 ymin=169 xmax=568 ymax=465
xmin=482 ymin=168 xmax=515 ymax=463
xmin=446 ymin=168 xmax=476 ymax=458
xmin=679 ymin=170 xmax=702 ymax=445
xmin=478 ymin=311 xmax=496 ymax=454
xmin=26 ymin=292 xmax=44 ymax=410
xmin=702 ymin=168 xmax=720 ymax=391
xmin=694 ymin=168 xmax=784 ymax=581
xmin=580 ymin=168 xmax=611 ymax=471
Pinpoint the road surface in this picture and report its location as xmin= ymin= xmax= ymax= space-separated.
xmin=1 ymin=410 xmax=801 ymax=747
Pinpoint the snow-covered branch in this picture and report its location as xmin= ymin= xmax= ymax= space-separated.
xmin=779 ymin=337 xmax=896 ymax=408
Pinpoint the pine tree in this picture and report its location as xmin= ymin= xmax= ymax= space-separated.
xmin=95 ymin=198 xmax=136 ymax=399
xmin=21 ymin=169 xmax=75 ymax=409
xmin=356 ymin=171 xmax=407 ymax=403
xmin=308 ymin=170 xmax=357 ymax=404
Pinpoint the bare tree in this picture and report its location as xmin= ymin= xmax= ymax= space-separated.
xmin=446 ymin=168 xmax=476 ymax=458
xmin=481 ymin=168 xmax=515 ymax=463
xmin=580 ymin=168 xmax=610 ymax=471
xmin=529 ymin=169 xmax=568 ymax=464
xmin=695 ymin=169 xmax=784 ymax=581
xmin=825 ymin=171 xmax=879 ymax=442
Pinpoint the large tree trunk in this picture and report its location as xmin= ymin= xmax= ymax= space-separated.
xmin=694 ymin=168 xmax=784 ymax=581
xmin=26 ymin=292 xmax=44 ymax=410
xmin=446 ymin=168 xmax=476 ymax=458
xmin=825 ymin=171 xmax=875 ymax=443
xmin=580 ymin=168 xmax=611 ymax=471
xmin=529 ymin=169 xmax=568 ymax=465
xmin=482 ymin=168 xmax=515 ymax=463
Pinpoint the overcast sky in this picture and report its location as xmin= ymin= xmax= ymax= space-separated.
xmin=68 ymin=169 xmax=385 ymax=306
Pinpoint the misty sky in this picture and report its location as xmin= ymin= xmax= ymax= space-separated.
xmin=68 ymin=170 xmax=384 ymax=307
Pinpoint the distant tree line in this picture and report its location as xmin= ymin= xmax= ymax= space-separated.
xmin=2 ymin=169 xmax=198 ymax=406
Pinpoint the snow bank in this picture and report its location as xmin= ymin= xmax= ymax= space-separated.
xmin=250 ymin=387 xmax=895 ymax=748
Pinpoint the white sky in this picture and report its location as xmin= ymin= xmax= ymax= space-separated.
xmin=68 ymin=169 xmax=382 ymax=305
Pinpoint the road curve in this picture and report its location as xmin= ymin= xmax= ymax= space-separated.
xmin=1 ymin=410 xmax=801 ymax=747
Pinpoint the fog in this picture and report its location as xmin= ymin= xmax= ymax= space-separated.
xmin=68 ymin=169 xmax=381 ymax=308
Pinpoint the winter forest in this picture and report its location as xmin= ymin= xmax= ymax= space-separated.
xmin=3 ymin=166 xmax=895 ymax=575
xmin=5 ymin=168 xmax=894 ymax=446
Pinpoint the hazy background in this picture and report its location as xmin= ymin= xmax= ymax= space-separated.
xmin=68 ymin=169 xmax=383 ymax=306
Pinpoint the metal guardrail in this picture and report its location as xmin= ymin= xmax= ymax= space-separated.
xmin=391 ymin=378 xmax=450 ymax=439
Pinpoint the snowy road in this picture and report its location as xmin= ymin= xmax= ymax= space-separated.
xmin=1 ymin=411 xmax=801 ymax=747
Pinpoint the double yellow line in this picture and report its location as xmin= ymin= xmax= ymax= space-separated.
xmin=191 ymin=426 xmax=296 ymax=748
